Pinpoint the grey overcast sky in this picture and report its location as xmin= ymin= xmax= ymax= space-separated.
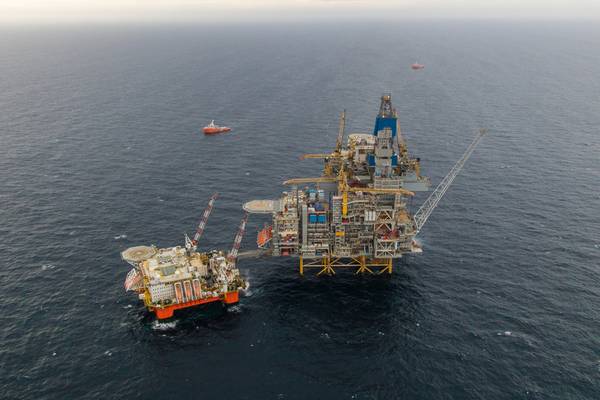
xmin=1 ymin=0 xmax=599 ymax=24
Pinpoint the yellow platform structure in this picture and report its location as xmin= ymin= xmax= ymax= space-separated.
xmin=299 ymin=256 xmax=393 ymax=276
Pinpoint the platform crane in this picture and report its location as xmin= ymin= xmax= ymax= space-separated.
xmin=282 ymin=174 xmax=414 ymax=196
xmin=300 ymin=110 xmax=347 ymax=161
xmin=227 ymin=212 xmax=249 ymax=263
xmin=336 ymin=109 xmax=346 ymax=153
xmin=283 ymin=177 xmax=338 ymax=185
xmin=185 ymin=192 xmax=218 ymax=252
xmin=413 ymin=129 xmax=487 ymax=234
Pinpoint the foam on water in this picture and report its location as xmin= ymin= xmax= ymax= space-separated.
xmin=151 ymin=320 xmax=178 ymax=331
xmin=226 ymin=304 xmax=243 ymax=315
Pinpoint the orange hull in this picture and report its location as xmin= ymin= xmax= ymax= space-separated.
xmin=203 ymin=127 xmax=231 ymax=134
xmin=151 ymin=290 xmax=240 ymax=319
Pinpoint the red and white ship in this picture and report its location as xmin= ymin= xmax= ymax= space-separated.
xmin=203 ymin=120 xmax=231 ymax=135
xmin=411 ymin=63 xmax=425 ymax=70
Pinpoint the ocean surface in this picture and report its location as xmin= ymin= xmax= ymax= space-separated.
xmin=0 ymin=21 xmax=599 ymax=399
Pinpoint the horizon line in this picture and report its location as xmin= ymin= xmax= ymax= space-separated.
xmin=2 ymin=15 xmax=600 ymax=28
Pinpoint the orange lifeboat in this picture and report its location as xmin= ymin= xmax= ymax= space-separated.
xmin=192 ymin=279 xmax=202 ymax=298
xmin=174 ymin=282 xmax=184 ymax=303
xmin=183 ymin=280 xmax=194 ymax=301
xmin=411 ymin=63 xmax=425 ymax=70
xmin=257 ymin=225 xmax=272 ymax=248
xmin=203 ymin=120 xmax=231 ymax=134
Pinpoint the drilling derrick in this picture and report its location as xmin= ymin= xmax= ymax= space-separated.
xmin=244 ymin=94 xmax=486 ymax=276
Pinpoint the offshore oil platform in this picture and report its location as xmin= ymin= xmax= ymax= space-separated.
xmin=122 ymin=194 xmax=248 ymax=319
xmin=244 ymin=94 xmax=486 ymax=275
xmin=121 ymin=94 xmax=485 ymax=319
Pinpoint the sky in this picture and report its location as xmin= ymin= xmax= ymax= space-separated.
xmin=1 ymin=0 xmax=599 ymax=24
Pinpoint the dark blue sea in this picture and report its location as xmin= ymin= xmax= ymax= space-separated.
xmin=1 ymin=21 xmax=599 ymax=399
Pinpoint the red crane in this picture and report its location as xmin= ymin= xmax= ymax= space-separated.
xmin=186 ymin=192 xmax=218 ymax=251
xmin=228 ymin=212 xmax=248 ymax=263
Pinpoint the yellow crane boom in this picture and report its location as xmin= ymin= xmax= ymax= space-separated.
xmin=299 ymin=110 xmax=346 ymax=161
xmin=347 ymin=187 xmax=415 ymax=196
xmin=336 ymin=109 xmax=346 ymax=152
xmin=283 ymin=177 xmax=339 ymax=185
xmin=283 ymin=177 xmax=414 ymax=196
xmin=300 ymin=154 xmax=332 ymax=160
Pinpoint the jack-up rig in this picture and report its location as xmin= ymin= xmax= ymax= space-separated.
xmin=244 ymin=94 xmax=486 ymax=276
xmin=122 ymin=194 xmax=248 ymax=319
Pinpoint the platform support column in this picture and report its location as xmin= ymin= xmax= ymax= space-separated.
xmin=385 ymin=258 xmax=393 ymax=274
xmin=317 ymin=255 xmax=335 ymax=276
xmin=355 ymin=255 xmax=373 ymax=274
xmin=299 ymin=256 xmax=304 ymax=276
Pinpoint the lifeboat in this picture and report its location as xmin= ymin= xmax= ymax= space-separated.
xmin=192 ymin=279 xmax=202 ymax=298
xmin=183 ymin=280 xmax=194 ymax=301
xmin=411 ymin=239 xmax=423 ymax=253
xmin=174 ymin=282 xmax=184 ymax=303
xmin=257 ymin=225 xmax=273 ymax=248
xmin=203 ymin=120 xmax=231 ymax=134
xmin=411 ymin=63 xmax=425 ymax=70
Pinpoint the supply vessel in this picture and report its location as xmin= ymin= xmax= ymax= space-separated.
xmin=244 ymin=94 xmax=486 ymax=276
xmin=203 ymin=120 xmax=231 ymax=134
xmin=122 ymin=194 xmax=248 ymax=319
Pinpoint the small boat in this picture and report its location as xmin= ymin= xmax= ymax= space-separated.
xmin=257 ymin=225 xmax=273 ymax=248
xmin=203 ymin=120 xmax=231 ymax=134
xmin=411 ymin=63 xmax=425 ymax=70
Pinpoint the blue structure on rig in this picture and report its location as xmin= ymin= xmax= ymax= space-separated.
xmin=368 ymin=94 xmax=399 ymax=177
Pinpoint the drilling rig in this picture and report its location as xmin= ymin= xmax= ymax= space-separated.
xmin=244 ymin=94 xmax=486 ymax=276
